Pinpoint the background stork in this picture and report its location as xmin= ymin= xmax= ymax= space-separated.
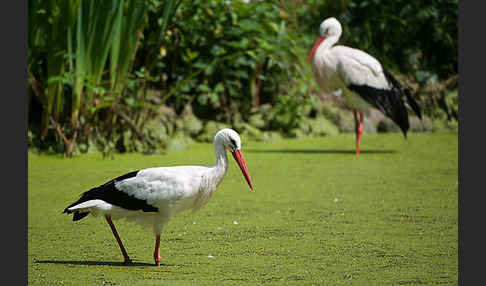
xmin=63 ymin=128 xmax=253 ymax=266
xmin=307 ymin=17 xmax=422 ymax=155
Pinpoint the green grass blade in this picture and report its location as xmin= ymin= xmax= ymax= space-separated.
xmin=110 ymin=0 xmax=147 ymax=96
xmin=109 ymin=0 xmax=124 ymax=92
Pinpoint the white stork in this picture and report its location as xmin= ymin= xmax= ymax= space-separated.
xmin=307 ymin=17 xmax=422 ymax=155
xmin=63 ymin=128 xmax=253 ymax=266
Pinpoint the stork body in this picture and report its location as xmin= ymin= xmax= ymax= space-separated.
xmin=307 ymin=17 xmax=421 ymax=155
xmin=63 ymin=128 xmax=253 ymax=266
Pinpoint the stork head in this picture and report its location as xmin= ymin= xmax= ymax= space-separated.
xmin=214 ymin=129 xmax=253 ymax=190
xmin=319 ymin=17 xmax=342 ymax=38
xmin=306 ymin=17 xmax=342 ymax=63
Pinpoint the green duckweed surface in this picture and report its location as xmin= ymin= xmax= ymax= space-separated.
xmin=28 ymin=132 xmax=458 ymax=285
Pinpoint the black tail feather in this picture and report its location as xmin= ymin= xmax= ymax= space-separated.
xmin=404 ymin=88 xmax=422 ymax=120
xmin=383 ymin=70 xmax=422 ymax=120
xmin=73 ymin=211 xmax=90 ymax=221
xmin=62 ymin=201 xmax=90 ymax=221
xmin=62 ymin=204 xmax=90 ymax=221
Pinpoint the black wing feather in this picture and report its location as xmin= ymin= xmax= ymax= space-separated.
xmin=348 ymin=69 xmax=422 ymax=137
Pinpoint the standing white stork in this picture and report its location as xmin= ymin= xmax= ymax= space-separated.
xmin=63 ymin=128 xmax=253 ymax=266
xmin=307 ymin=17 xmax=422 ymax=155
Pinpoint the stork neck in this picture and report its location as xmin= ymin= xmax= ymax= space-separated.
xmin=319 ymin=35 xmax=339 ymax=50
xmin=191 ymin=142 xmax=229 ymax=211
xmin=214 ymin=143 xmax=229 ymax=174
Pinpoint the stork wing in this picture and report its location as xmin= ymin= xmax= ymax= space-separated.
xmin=63 ymin=170 xmax=159 ymax=219
xmin=115 ymin=166 xmax=206 ymax=207
xmin=333 ymin=46 xmax=389 ymax=89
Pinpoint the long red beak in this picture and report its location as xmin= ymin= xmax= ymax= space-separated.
xmin=306 ymin=36 xmax=326 ymax=63
xmin=231 ymin=149 xmax=253 ymax=190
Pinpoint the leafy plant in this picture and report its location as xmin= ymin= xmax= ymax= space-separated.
xmin=139 ymin=0 xmax=315 ymax=125
xmin=28 ymin=0 xmax=182 ymax=155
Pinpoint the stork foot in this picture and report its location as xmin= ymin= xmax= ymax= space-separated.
xmin=353 ymin=110 xmax=365 ymax=156
xmin=122 ymin=258 xmax=132 ymax=265
xmin=154 ymin=253 xmax=161 ymax=266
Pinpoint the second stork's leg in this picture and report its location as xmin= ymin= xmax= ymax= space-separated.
xmin=154 ymin=234 xmax=161 ymax=266
xmin=105 ymin=215 xmax=132 ymax=264
xmin=353 ymin=110 xmax=365 ymax=155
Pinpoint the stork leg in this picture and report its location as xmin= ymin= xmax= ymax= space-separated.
xmin=154 ymin=234 xmax=161 ymax=266
xmin=105 ymin=215 xmax=132 ymax=264
xmin=353 ymin=110 xmax=365 ymax=155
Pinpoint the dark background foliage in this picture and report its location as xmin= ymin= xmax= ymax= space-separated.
xmin=27 ymin=0 xmax=458 ymax=156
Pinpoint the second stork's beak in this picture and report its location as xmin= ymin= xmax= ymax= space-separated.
xmin=231 ymin=149 xmax=253 ymax=190
xmin=306 ymin=36 xmax=326 ymax=63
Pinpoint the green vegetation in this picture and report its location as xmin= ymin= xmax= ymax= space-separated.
xmin=29 ymin=132 xmax=457 ymax=285
xmin=28 ymin=0 xmax=458 ymax=156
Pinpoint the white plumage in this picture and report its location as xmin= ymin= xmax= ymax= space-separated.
xmin=307 ymin=17 xmax=421 ymax=155
xmin=63 ymin=128 xmax=253 ymax=266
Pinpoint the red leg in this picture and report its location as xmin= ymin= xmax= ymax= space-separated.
xmin=105 ymin=215 xmax=132 ymax=264
xmin=353 ymin=110 xmax=365 ymax=155
xmin=154 ymin=234 xmax=161 ymax=266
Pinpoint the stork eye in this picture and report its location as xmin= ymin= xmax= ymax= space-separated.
xmin=230 ymin=138 xmax=237 ymax=149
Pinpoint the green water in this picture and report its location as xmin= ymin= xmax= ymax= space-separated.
xmin=28 ymin=132 xmax=458 ymax=285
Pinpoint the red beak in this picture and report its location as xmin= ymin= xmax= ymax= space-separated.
xmin=231 ymin=149 xmax=253 ymax=190
xmin=306 ymin=36 xmax=326 ymax=63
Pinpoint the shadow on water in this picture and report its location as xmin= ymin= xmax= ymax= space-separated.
xmin=34 ymin=259 xmax=182 ymax=267
xmin=246 ymin=149 xmax=397 ymax=155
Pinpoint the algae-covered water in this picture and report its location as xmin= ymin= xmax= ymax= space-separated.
xmin=28 ymin=132 xmax=458 ymax=285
